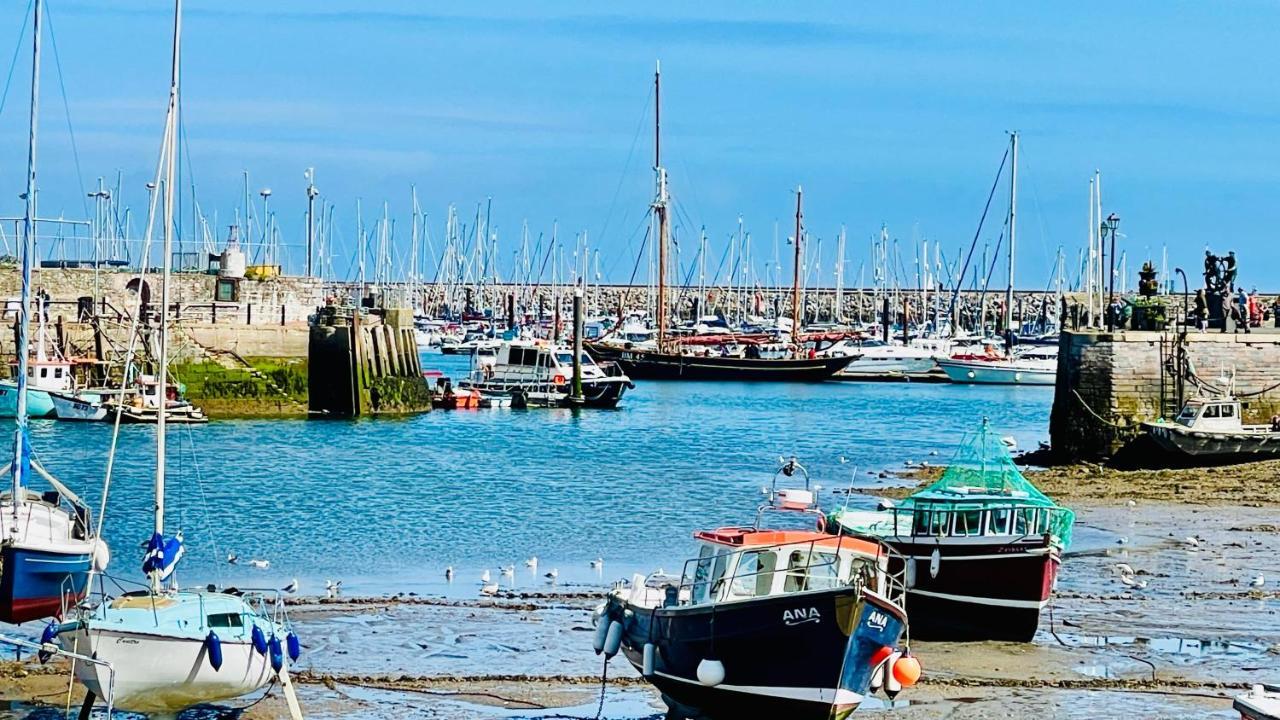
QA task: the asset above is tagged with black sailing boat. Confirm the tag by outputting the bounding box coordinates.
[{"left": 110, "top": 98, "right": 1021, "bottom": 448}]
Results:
[{"left": 590, "top": 64, "right": 854, "bottom": 383}]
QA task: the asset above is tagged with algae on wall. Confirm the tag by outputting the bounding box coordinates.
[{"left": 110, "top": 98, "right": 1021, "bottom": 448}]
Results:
[{"left": 170, "top": 357, "right": 309, "bottom": 418}]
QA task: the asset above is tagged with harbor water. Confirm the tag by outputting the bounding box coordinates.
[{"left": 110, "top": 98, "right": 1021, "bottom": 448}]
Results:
[{"left": 20, "top": 353, "right": 1053, "bottom": 598}]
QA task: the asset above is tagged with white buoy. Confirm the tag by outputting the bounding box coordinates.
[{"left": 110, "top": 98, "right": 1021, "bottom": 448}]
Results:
[
  {"left": 929, "top": 548, "right": 941, "bottom": 579},
  {"left": 642, "top": 642, "right": 656, "bottom": 676},
  {"left": 602, "top": 621, "right": 623, "bottom": 659},
  {"left": 904, "top": 557, "right": 917, "bottom": 589},
  {"left": 91, "top": 540, "right": 111, "bottom": 573},
  {"left": 696, "top": 658, "right": 725, "bottom": 687}
]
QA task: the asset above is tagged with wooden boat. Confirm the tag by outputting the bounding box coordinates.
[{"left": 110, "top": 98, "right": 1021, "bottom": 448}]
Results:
[
  {"left": 596, "top": 457, "right": 916, "bottom": 720},
  {"left": 614, "top": 346, "right": 854, "bottom": 382},
  {"left": 1143, "top": 395, "right": 1280, "bottom": 458},
  {"left": 828, "top": 419, "right": 1074, "bottom": 642}
]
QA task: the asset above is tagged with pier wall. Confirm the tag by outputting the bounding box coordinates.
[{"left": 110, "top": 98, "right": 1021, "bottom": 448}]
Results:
[
  {"left": 1050, "top": 330, "right": 1280, "bottom": 461},
  {"left": 308, "top": 306, "right": 431, "bottom": 416}
]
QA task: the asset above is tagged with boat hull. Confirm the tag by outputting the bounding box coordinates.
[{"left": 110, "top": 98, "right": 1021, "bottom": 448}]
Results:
[
  {"left": 610, "top": 588, "right": 904, "bottom": 720},
  {"left": 614, "top": 350, "right": 853, "bottom": 382},
  {"left": 49, "top": 391, "right": 108, "bottom": 421},
  {"left": 882, "top": 536, "right": 1059, "bottom": 641},
  {"left": 1143, "top": 421, "right": 1280, "bottom": 458},
  {"left": 59, "top": 625, "right": 276, "bottom": 712},
  {"left": 0, "top": 542, "right": 92, "bottom": 624},
  {"left": 459, "top": 376, "right": 630, "bottom": 408},
  {"left": 937, "top": 359, "right": 1055, "bottom": 385},
  {"left": 0, "top": 382, "right": 56, "bottom": 418}
]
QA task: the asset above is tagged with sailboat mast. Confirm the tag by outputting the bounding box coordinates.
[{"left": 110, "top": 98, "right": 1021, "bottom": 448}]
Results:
[
  {"left": 653, "top": 61, "right": 669, "bottom": 348},
  {"left": 12, "top": 0, "right": 43, "bottom": 505},
  {"left": 791, "top": 186, "right": 803, "bottom": 345},
  {"left": 154, "top": 0, "right": 183, "bottom": 564},
  {"left": 1004, "top": 132, "right": 1018, "bottom": 346}
]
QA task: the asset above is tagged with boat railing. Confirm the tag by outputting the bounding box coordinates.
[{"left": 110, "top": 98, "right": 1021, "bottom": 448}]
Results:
[
  {"left": 877, "top": 502, "right": 1073, "bottom": 543},
  {"left": 672, "top": 535, "right": 908, "bottom": 609}
]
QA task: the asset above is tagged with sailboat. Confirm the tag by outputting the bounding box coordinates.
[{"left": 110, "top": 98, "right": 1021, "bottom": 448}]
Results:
[
  {"left": 55, "top": 2, "right": 303, "bottom": 714},
  {"left": 0, "top": 0, "right": 109, "bottom": 625},
  {"left": 588, "top": 64, "right": 854, "bottom": 382}
]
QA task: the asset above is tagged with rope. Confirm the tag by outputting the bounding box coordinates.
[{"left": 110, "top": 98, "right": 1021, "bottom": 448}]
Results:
[
  {"left": 0, "top": 0, "right": 32, "bottom": 120},
  {"left": 1071, "top": 389, "right": 1128, "bottom": 429}
]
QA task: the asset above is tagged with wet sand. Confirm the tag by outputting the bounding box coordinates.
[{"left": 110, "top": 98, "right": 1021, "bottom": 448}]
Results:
[{"left": 2, "top": 468, "right": 1277, "bottom": 718}]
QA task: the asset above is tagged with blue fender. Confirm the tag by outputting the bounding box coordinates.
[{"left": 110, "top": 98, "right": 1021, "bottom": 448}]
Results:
[
  {"left": 286, "top": 631, "right": 301, "bottom": 662},
  {"left": 251, "top": 624, "right": 268, "bottom": 655},
  {"left": 205, "top": 631, "right": 224, "bottom": 671},
  {"left": 268, "top": 634, "right": 284, "bottom": 672}
]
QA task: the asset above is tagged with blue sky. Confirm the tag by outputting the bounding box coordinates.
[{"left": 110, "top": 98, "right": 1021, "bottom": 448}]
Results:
[{"left": 0, "top": 1, "right": 1278, "bottom": 288}]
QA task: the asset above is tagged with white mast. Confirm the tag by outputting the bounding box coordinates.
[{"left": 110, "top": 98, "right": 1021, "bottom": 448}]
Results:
[
  {"left": 12, "top": 0, "right": 44, "bottom": 508},
  {"left": 1004, "top": 132, "right": 1018, "bottom": 345},
  {"left": 153, "top": 0, "right": 183, "bottom": 592}
]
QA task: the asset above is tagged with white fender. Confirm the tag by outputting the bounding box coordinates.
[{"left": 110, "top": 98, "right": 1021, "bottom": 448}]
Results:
[
  {"left": 696, "top": 658, "right": 725, "bottom": 687},
  {"left": 869, "top": 659, "right": 885, "bottom": 693},
  {"left": 91, "top": 539, "right": 111, "bottom": 573},
  {"left": 884, "top": 651, "right": 903, "bottom": 698},
  {"left": 929, "top": 548, "right": 941, "bottom": 579},
  {"left": 642, "top": 642, "right": 655, "bottom": 676},
  {"left": 602, "top": 620, "right": 623, "bottom": 659},
  {"left": 904, "top": 557, "right": 917, "bottom": 589}
]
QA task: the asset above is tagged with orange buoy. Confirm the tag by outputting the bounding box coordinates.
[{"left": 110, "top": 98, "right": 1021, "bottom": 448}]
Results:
[{"left": 892, "top": 651, "right": 922, "bottom": 687}]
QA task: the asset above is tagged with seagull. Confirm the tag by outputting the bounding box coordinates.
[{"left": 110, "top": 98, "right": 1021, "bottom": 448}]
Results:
[
  {"left": 501, "top": 565, "right": 515, "bottom": 578},
  {"left": 282, "top": 578, "right": 299, "bottom": 594},
  {"left": 1110, "top": 563, "right": 1136, "bottom": 577},
  {"left": 480, "top": 569, "right": 491, "bottom": 584},
  {"left": 544, "top": 568, "right": 559, "bottom": 583},
  {"left": 1251, "top": 574, "right": 1266, "bottom": 588},
  {"left": 248, "top": 559, "right": 270, "bottom": 570},
  {"left": 524, "top": 556, "right": 538, "bottom": 569},
  {"left": 480, "top": 581, "right": 500, "bottom": 596},
  {"left": 1116, "top": 537, "right": 1129, "bottom": 545},
  {"left": 1182, "top": 536, "right": 1202, "bottom": 549},
  {"left": 839, "top": 456, "right": 847, "bottom": 464},
  {"left": 445, "top": 566, "right": 454, "bottom": 582},
  {"left": 226, "top": 553, "right": 239, "bottom": 565},
  {"left": 1126, "top": 499, "right": 1137, "bottom": 507},
  {"left": 590, "top": 557, "right": 604, "bottom": 570},
  {"left": 1119, "top": 574, "right": 1147, "bottom": 589},
  {"left": 324, "top": 580, "right": 343, "bottom": 599}
]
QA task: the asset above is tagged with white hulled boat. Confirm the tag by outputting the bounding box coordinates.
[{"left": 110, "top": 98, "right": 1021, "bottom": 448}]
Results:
[
  {"left": 56, "top": 5, "right": 301, "bottom": 714},
  {"left": 458, "top": 339, "right": 633, "bottom": 408}
]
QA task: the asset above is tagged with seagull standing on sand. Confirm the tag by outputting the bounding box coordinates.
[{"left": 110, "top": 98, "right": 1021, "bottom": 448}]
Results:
[
  {"left": 445, "top": 566, "right": 454, "bottom": 582},
  {"left": 480, "top": 569, "right": 491, "bottom": 584},
  {"left": 282, "top": 578, "right": 299, "bottom": 594},
  {"left": 324, "top": 580, "right": 342, "bottom": 599},
  {"left": 590, "top": 557, "right": 604, "bottom": 570},
  {"left": 544, "top": 568, "right": 559, "bottom": 583},
  {"left": 480, "top": 580, "right": 500, "bottom": 596},
  {"left": 525, "top": 556, "right": 539, "bottom": 571},
  {"left": 501, "top": 565, "right": 515, "bottom": 578},
  {"left": 1251, "top": 574, "right": 1266, "bottom": 588}
]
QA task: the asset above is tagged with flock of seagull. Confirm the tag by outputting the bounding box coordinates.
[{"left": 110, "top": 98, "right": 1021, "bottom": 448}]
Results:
[
  {"left": 1109, "top": 531, "right": 1265, "bottom": 592},
  {"left": 442, "top": 556, "right": 606, "bottom": 596}
]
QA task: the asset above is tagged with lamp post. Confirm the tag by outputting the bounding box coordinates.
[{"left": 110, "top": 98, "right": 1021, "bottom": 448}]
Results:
[
  {"left": 1105, "top": 213, "right": 1120, "bottom": 330},
  {"left": 304, "top": 168, "right": 318, "bottom": 277},
  {"left": 259, "top": 188, "right": 272, "bottom": 268}
]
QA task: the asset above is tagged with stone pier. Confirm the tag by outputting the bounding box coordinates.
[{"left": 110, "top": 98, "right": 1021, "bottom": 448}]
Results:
[
  {"left": 308, "top": 305, "right": 431, "bottom": 416},
  {"left": 1049, "top": 329, "right": 1280, "bottom": 462}
]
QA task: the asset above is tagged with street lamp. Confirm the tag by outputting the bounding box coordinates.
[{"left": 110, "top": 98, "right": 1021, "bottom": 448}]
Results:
[
  {"left": 304, "top": 168, "right": 318, "bottom": 277},
  {"left": 1105, "top": 213, "right": 1120, "bottom": 330},
  {"left": 259, "top": 188, "right": 272, "bottom": 267}
]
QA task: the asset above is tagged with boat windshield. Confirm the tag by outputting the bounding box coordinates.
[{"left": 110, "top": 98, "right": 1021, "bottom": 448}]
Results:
[
  {"left": 1175, "top": 402, "right": 1202, "bottom": 426},
  {"left": 678, "top": 537, "right": 890, "bottom": 607},
  {"left": 555, "top": 352, "right": 593, "bottom": 367}
]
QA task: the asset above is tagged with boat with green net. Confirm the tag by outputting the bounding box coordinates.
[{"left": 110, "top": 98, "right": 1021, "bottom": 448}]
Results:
[{"left": 827, "top": 419, "right": 1074, "bottom": 641}]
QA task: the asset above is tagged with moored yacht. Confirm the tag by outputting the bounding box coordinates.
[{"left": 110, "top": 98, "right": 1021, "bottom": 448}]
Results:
[
  {"left": 937, "top": 346, "right": 1057, "bottom": 385},
  {"left": 828, "top": 419, "right": 1074, "bottom": 641},
  {"left": 596, "top": 458, "right": 917, "bottom": 720},
  {"left": 457, "top": 340, "right": 633, "bottom": 408}
]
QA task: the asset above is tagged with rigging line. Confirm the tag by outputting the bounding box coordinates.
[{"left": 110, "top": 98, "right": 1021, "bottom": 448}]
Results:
[
  {"left": 1019, "top": 151, "right": 1055, "bottom": 270},
  {"left": 595, "top": 81, "right": 654, "bottom": 251},
  {"left": 42, "top": 3, "right": 89, "bottom": 216},
  {"left": 0, "top": 0, "right": 32, "bottom": 120},
  {"left": 950, "top": 145, "right": 1009, "bottom": 320},
  {"left": 182, "top": 422, "right": 225, "bottom": 586}
]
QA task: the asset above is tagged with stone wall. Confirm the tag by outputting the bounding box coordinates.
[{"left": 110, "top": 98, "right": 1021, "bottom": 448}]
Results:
[{"left": 1050, "top": 329, "right": 1280, "bottom": 461}]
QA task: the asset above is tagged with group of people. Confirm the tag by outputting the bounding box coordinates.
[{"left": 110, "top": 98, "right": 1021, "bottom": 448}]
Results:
[{"left": 1191, "top": 286, "right": 1272, "bottom": 333}]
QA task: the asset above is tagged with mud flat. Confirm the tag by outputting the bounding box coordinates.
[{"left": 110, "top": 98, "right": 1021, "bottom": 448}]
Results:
[{"left": 0, "top": 486, "right": 1276, "bottom": 718}]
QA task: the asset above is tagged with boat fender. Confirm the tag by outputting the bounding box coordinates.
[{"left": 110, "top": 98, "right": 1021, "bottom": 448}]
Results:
[
  {"left": 592, "top": 611, "right": 612, "bottom": 654},
  {"left": 205, "top": 630, "right": 224, "bottom": 672},
  {"left": 269, "top": 634, "right": 284, "bottom": 672},
  {"left": 929, "top": 548, "right": 941, "bottom": 579},
  {"left": 287, "top": 631, "right": 302, "bottom": 662},
  {"left": 602, "top": 620, "right": 624, "bottom": 659},
  {"left": 642, "top": 642, "right": 656, "bottom": 676},
  {"left": 91, "top": 540, "right": 111, "bottom": 573},
  {"left": 251, "top": 625, "right": 268, "bottom": 655},
  {"left": 904, "top": 558, "right": 917, "bottom": 589},
  {"left": 884, "top": 651, "right": 903, "bottom": 698},
  {"left": 869, "top": 661, "right": 885, "bottom": 693},
  {"left": 696, "top": 658, "right": 725, "bottom": 687},
  {"left": 37, "top": 622, "right": 57, "bottom": 664}
]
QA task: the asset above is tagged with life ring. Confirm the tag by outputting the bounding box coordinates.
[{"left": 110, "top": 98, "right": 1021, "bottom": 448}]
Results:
[{"left": 816, "top": 514, "right": 828, "bottom": 533}]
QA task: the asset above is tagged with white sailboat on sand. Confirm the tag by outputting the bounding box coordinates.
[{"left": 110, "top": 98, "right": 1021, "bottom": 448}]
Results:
[{"left": 55, "top": 2, "right": 303, "bottom": 715}]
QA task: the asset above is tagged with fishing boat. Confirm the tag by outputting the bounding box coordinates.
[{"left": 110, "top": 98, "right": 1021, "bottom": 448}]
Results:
[
  {"left": 828, "top": 419, "right": 1074, "bottom": 641},
  {"left": 103, "top": 375, "right": 208, "bottom": 424},
  {"left": 596, "top": 455, "right": 917, "bottom": 720},
  {"left": 49, "top": 388, "right": 130, "bottom": 421},
  {"left": 1143, "top": 394, "right": 1280, "bottom": 459},
  {"left": 57, "top": 7, "right": 302, "bottom": 714},
  {"left": 458, "top": 339, "right": 633, "bottom": 408},
  {"left": 0, "top": 0, "right": 110, "bottom": 624},
  {"left": 1236, "top": 684, "right": 1280, "bottom": 720},
  {"left": 0, "top": 320, "right": 74, "bottom": 418}
]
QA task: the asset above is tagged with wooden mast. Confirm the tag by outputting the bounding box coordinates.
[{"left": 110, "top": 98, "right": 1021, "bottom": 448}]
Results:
[
  {"left": 654, "top": 61, "right": 669, "bottom": 350},
  {"left": 791, "top": 185, "right": 803, "bottom": 346}
]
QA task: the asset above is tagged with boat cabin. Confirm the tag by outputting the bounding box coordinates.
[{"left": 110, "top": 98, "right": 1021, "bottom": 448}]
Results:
[
  {"left": 480, "top": 341, "right": 606, "bottom": 383},
  {"left": 637, "top": 528, "right": 887, "bottom": 609},
  {"left": 8, "top": 358, "right": 74, "bottom": 392},
  {"left": 1172, "top": 399, "right": 1245, "bottom": 432}
]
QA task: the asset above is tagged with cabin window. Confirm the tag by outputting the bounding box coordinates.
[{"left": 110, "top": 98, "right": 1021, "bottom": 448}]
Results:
[
  {"left": 39, "top": 368, "right": 47, "bottom": 378},
  {"left": 912, "top": 510, "right": 931, "bottom": 536},
  {"left": 783, "top": 550, "right": 839, "bottom": 593},
  {"left": 1013, "top": 508, "right": 1036, "bottom": 535},
  {"left": 927, "top": 511, "right": 949, "bottom": 536},
  {"left": 53, "top": 367, "right": 63, "bottom": 378},
  {"left": 730, "top": 551, "right": 777, "bottom": 598},
  {"left": 954, "top": 509, "right": 984, "bottom": 536},
  {"left": 989, "top": 507, "right": 1012, "bottom": 534},
  {"left": 207, "top": 612, "right": 243, "bottom": 628},
  {"left": 1221, "top": 404, "right": 1235, "bottom": 418},
  {"left": 1176, "top": 405, "right": 1199, "bottom": 423},
  {"left": 1203, "top": 405, "right": 1220, "bottom": 419},
  {"left": 691, "top": 546, "right": 730, "bottom": 603}
]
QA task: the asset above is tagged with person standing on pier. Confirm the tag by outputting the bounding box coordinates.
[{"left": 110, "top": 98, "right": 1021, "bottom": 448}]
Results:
[
  {"left": 1193, "top": 289, "right": 1208, "bottom": 332},
  {"left": 1235, "top": 287, "right": 1251, "bottom": 334}
]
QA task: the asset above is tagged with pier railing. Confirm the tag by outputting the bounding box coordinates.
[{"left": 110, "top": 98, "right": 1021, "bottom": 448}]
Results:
[{"left": 4, "top": 297, "right": 310, "bottom": 327}]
